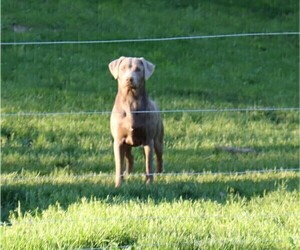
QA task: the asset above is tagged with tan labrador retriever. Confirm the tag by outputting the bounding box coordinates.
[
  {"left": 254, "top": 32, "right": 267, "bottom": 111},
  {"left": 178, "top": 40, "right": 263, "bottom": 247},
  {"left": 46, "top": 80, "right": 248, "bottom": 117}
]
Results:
[{"left": 109, "top": 56, "right": 164, "bottom": 187}]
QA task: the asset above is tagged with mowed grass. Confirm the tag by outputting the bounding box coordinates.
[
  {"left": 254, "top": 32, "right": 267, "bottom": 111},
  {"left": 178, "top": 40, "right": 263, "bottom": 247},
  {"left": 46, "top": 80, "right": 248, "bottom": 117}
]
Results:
[
  {"left": 2, "top": 172, "right": 300, "bottom": 249},
  {"left": 2, "top": 184, "right": 300, "bottom": 249},
  {"left": 1, "top": 0, "right": 300, "bottom": 249}
]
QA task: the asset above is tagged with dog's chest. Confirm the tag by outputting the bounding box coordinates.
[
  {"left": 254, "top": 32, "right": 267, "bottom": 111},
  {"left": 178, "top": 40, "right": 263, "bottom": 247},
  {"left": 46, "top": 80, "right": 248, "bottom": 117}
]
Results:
[
  {"left": 112, "top": 94, "right": 150, "bottom": 146},
  {"left": 122, "top": 112, "right": 147, "bottom": 146}
]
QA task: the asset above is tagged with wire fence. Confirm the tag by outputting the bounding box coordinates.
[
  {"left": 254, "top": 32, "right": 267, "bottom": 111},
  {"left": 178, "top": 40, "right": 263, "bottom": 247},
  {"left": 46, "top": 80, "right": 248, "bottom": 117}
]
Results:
[
  {"left": 1, "top": 30, "right": 298, "bottom": 180},
  {"left": 1, "top": 19, "right": 299, "bottom": 250},
  {"left": 1, "top": 31, "right": 299, "bottom": 46},
  {"left": 1, "top": 107, "right": 299, "bottom": 118},
  {"left": 1, "top": 31, "right": 299, "bottom": 118},
  {"left": 2, "top": 168, "right": 299, "bottom": 183},
  {"left": 1, "top": 31, "right": 299, "bottom": 198}
]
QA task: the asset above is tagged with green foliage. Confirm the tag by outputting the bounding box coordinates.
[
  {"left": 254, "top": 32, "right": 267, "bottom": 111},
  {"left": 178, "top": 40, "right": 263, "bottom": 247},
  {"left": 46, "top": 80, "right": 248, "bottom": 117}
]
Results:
[{"left": 1, "top": 0, "right": 299, "bottom": 249}]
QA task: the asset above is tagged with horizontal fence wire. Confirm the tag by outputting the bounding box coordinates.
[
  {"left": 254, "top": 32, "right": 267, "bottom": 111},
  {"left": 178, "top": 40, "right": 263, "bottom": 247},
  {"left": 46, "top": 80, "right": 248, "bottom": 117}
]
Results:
[
  {"left": 1, "top": 107, "right": 300, "bottom": 117},
  {"left": 1, "top": 32, "right": 299, "bottom": 46},
  {"left": 2, "top": 168, "right": 300, "bottom": 182}
]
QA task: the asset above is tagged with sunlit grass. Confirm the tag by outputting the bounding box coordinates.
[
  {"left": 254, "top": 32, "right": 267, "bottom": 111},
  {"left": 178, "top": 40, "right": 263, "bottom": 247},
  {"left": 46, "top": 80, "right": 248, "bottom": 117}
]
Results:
[
  {"left": 1, "top": 0, "right": 299, "bottom": 249},
  {"left": 2, "top": 185, "right": 300, "bottom": 249}
]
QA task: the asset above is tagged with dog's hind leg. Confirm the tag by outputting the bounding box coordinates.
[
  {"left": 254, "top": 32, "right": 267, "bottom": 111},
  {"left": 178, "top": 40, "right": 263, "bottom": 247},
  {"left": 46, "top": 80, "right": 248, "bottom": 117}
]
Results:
[
  {"left": 144, "top": 140, "right": 154, "bottom": 184},
  {"left": 154, "top": 136, "right": 163, "bottom": 173},
  {"left": 154, "top": 122, "right": 164, "bottom": 173}
]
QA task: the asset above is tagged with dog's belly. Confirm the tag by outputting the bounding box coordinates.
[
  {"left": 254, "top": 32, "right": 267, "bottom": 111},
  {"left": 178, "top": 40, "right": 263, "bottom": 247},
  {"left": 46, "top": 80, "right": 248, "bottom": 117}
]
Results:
[
  {"left": 119, "top": 112, "right": 147, "bottom": 146},
  {"left": 124, "top": 126, "right": 147, "bottom": 146}
]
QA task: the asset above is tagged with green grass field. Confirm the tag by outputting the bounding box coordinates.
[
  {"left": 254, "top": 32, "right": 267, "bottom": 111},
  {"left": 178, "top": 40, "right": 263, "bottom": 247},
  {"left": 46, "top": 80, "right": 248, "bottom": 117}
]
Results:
[{"left": 1, "top": 0, "right": 300, "bottom": 249}]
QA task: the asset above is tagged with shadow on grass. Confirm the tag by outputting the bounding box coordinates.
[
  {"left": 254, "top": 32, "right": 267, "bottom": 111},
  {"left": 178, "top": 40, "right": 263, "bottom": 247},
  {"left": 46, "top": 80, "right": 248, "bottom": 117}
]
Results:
[
  {"left": 2, "top": 142, "right": 298, "bottom": 175},
  {"left": 1, "top": 143, "right": 113, "bottom": 175},
  {"left": 201, "top": 0, "right": 298, "bottom": 18},
  {"left": 1, "top": 173, "right": 299, "bottom": 222}
]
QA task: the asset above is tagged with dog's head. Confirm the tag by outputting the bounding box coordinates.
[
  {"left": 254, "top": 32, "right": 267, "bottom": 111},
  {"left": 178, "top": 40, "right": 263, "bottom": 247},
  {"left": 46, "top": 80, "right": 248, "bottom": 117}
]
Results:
[{"left": 109, "top": 57, "right": 155, "bottom": 91}]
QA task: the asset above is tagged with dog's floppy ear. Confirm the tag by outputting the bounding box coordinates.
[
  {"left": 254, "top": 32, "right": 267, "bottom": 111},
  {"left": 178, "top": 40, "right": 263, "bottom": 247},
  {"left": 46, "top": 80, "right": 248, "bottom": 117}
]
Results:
[
  {"left": 140, "top": 57, "right": 155, "bottom": 80},
  {"left": 109, "top": 56, "right": 125, "bottom": 79}
]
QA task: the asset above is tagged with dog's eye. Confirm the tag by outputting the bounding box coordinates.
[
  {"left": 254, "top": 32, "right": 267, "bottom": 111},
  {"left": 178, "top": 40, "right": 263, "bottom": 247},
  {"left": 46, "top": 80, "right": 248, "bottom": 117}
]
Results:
[{"left": 135, "top": 67, "right": 141, "bottom": 72}]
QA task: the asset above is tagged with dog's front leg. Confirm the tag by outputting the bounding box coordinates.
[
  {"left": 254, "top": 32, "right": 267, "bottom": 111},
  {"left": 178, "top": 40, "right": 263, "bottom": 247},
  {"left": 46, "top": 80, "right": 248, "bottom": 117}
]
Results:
[
  {"left": 114, "top": 140, "right": 125, "bottom": 187},
  {"left": 144, "top": 140, "right": 154, "bottom": 184}
]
